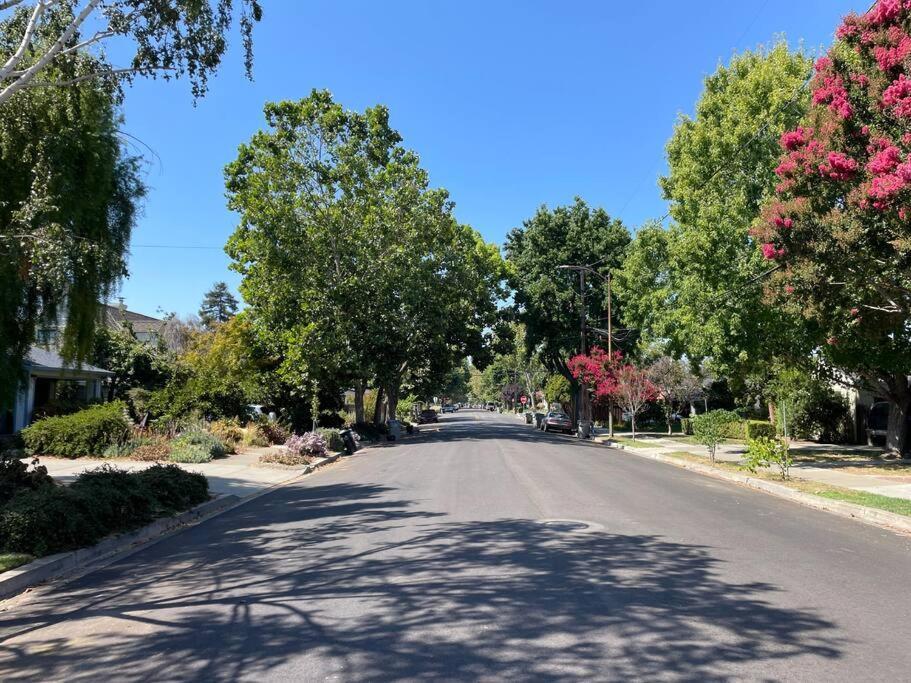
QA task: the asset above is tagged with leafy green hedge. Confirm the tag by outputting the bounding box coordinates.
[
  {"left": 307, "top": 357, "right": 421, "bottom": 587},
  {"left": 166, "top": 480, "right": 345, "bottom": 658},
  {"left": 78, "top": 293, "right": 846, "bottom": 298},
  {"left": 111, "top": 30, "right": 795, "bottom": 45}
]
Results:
[
  {"left": 21, "top": 402, "right": 129, "bottom": 458},
  {"left": 680, "top": 418, "right": 693, "bottom": 435},
  {"left": 317, "top": 428, "right": 345, "bottom": 453},
  {"left": 724, "top": 419, "right": 776, "bottom": 440},
  {"left": 0, "top": 464, "right": 208, "bottom": 557},
  {"left": 169, "top": 429, "right": 225, "bottom": 464}
]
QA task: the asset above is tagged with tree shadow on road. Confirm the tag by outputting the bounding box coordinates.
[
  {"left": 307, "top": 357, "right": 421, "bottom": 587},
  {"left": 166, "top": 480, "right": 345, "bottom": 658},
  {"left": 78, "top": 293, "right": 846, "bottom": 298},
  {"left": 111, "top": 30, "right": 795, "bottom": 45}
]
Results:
[{"left": 0, "top": 480, "right": 845, "bottom": 681}]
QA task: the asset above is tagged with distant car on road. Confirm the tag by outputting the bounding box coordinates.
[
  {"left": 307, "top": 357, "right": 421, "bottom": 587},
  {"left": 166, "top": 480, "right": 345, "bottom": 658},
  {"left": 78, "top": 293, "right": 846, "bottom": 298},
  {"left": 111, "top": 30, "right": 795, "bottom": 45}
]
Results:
[
  {"left": 441, "top": 404, "right": 455, "bottom": 413},
  {"left": 541, "top": 411, "right": 573, "bottom": 434},
  {"left": 486, "top": 402, "right": 497, "bottom": 411},
  {"left": 417, "top": 409, "right": 438, "bottom": 424}
]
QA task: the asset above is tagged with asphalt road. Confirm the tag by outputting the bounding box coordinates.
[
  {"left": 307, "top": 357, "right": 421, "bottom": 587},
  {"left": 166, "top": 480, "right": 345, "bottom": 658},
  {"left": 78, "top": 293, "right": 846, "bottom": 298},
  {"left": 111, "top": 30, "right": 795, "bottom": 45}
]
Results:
[{"left": 2, "top": 410, "right": 910, "bottom": 681}]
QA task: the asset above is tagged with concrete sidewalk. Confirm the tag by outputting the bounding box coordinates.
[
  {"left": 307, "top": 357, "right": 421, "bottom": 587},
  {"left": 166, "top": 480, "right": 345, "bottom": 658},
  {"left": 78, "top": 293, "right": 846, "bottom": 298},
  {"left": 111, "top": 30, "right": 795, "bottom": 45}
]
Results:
[
  {"left": 33, "top": 447, "right": 315, "bottom": 499},
  {"left": 596, "top": 432, "right": 911, "bottom": 501}
]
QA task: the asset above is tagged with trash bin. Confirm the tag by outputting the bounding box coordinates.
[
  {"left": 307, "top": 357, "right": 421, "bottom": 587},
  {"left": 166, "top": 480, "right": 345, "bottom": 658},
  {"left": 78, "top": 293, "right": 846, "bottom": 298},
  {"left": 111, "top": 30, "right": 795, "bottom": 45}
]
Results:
[
  {"left": 524, "top": 412, "right": 534, "bottom": 424},
  {"left": 339, "top": 428, "right": 359, "bottom": 455},
  {"left": 386, "top": 419, "right": 402, "bottom": 441}
]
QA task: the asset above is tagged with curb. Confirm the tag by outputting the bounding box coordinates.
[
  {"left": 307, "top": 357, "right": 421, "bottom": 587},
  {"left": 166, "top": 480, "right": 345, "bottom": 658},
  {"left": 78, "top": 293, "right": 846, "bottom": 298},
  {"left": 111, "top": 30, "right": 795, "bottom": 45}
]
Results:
[
  {"left": 0, "top": 494, "right": 239, "bottom": 600},
  {"left": 616, "top": 446, "right": 911, "bottom": 536}
]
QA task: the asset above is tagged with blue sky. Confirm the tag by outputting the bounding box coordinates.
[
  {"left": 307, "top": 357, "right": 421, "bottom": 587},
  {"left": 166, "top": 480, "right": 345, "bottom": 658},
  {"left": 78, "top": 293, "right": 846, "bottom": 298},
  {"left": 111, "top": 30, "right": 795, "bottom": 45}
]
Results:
[{"left": 116, "top": 0, "right": 865, "bottom": 318}]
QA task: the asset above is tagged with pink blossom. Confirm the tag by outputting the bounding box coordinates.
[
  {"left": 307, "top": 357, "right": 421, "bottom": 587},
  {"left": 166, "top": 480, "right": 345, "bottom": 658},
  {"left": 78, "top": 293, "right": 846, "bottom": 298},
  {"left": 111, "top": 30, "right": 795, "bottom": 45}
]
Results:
[
  {"left": 882, "top": 74, "right": 911, "bottom": 118},
  {"left": 850, "top": 307, "right": 860, "bottom": 316},
  {"left": 780, "top": 128, "right": 809, "bottom": 151},
  {"left": 826, "top": 336, "right": 838, "bottom": 346},
  {"left": 873, "top": 26, "right": 911, "bottom": 70},
  {"left": 836, "top": 14, "right": 862, "bottom": 40},
  {"left": 896, "top": 161, "right": 911, "bottom": 181},
  {"left": 784, "top": 284, "right": 795, "bottom": 294},
  {"left": 868, "top": 174, "right": 906, "bottom": 203},
  {"left": 867, "top": 0, "right": 907, "bottom": 26},
  {"left": 813, "top": 72, "right": 853, "bottom": 118},
  {"left": 761, "top": 243, "right": 786, "bottom": 260},
  {"left": 819, "top": 151, "right": 859, "bottom": 180},
  {"left": 773, "top": 215, "right": 794, "bottom": 229},
  {"left": 867, "top": 145, "right": 903, "bottom": 174}
]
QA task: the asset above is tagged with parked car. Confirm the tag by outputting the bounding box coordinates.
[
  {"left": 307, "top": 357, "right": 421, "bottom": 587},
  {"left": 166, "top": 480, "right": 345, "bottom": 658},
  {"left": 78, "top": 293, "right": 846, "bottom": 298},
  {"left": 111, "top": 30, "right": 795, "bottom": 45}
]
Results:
[
  {"left": 441, "top": 404, "right": 455, "bottom": 413},
  {"left": 486, "top": 402, "right": 497, "bottom": 411},
  {"left": 417, "top": 409, "right": 438, "bottom": 424},
  {"left": 541, "top": 411, "right": 573, "bottom": 434},
  {"left": 865, "top": 401, "right": 911, "bottom": 446}
]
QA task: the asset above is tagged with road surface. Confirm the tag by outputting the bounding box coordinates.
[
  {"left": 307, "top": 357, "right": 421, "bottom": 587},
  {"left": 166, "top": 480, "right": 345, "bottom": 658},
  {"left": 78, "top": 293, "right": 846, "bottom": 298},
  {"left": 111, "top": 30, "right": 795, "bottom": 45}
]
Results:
[{"left": 1, "top": 410, "right": 910, "bottom": 681}]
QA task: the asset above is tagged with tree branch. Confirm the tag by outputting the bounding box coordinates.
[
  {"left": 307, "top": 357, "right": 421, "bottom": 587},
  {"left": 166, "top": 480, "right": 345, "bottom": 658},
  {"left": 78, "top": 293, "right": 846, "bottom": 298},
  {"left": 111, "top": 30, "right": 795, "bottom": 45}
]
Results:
[
  {"left": 18, "top": 65, "right": 173, "bottom": 88},
  {"left": 0, "top": 0, "right": 45, "bottom": 83}
]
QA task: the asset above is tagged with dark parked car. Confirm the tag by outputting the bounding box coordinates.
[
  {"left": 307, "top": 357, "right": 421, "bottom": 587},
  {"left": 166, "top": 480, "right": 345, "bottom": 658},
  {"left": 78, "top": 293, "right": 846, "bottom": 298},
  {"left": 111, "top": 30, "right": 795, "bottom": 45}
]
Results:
[
  {"left": 417, "top": 409, "right": 438, "bottom": 424},
  {"left": 541, "top": 411, "right": 573, "bottom": 434}
]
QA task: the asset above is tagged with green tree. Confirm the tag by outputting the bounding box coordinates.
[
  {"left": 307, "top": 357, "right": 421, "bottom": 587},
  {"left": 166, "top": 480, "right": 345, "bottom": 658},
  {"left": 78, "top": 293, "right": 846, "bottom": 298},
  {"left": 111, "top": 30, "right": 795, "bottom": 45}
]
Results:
[
  {"left": 199, "top": 281, "right": 239, "bottom": 328},
  {"left": 92, "top": 322, "right": 171, "bottom": 400},
  {"left": 0, "top": 0, "right": 262, "bottom": 106},
  {"left": 0, "top": 13, "right": 144, "bottom": 407},
  {"left": 225, "top": 91, "right": 504, "bottom": 425},
  {"left": 618, "top": 43, "right": 814, "bottom": 385},
  {"left": 505, "top": 198, "right": 630, "bottom": 419}
]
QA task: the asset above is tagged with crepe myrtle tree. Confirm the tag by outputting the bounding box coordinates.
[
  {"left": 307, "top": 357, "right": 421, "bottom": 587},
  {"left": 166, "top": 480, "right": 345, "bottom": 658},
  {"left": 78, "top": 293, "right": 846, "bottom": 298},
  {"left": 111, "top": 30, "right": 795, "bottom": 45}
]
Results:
[
  {"left": 753, "top": 0, "right": 911, "bottom": 455},
  {"left": 0, "top": 0, "right": 262, "bottom": 106},
  {"left": 612, "top": 364, "right": 657, "bottom": 440}
]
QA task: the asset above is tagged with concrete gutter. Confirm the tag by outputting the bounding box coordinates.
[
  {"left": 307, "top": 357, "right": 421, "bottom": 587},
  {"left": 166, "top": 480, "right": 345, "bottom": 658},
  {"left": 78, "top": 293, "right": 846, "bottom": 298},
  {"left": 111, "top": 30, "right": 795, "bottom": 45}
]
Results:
[
  {"left": 0, "top": 494, "right": 238, "bottom": 600},
  {"left": 615, "top": 446, "right": 911, "bottom": 537}
]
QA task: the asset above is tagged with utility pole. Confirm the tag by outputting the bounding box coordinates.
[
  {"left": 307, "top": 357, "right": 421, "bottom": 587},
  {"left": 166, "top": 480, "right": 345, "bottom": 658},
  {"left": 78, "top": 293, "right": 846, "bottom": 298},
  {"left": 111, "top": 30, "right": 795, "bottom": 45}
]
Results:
[
  {"left": 606, "top": 272, "right": 614, "bottom": 438},
  {"left": 557, "top": 264, "right": 594, "bottom": 438}
]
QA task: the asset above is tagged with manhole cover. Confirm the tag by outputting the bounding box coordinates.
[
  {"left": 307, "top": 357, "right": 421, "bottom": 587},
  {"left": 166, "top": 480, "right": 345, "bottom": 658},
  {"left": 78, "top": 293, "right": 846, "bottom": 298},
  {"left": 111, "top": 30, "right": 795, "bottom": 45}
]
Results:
[{"left": 537, "top": 519, "right": 603, "bottom": 533}]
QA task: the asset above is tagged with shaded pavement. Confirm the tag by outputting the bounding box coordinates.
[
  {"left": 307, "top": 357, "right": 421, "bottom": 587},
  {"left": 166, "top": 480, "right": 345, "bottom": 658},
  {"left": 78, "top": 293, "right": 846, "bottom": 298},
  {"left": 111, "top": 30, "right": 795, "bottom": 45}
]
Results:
[{"left": 1, "top": 411, "right": 909, "bottom": 680}]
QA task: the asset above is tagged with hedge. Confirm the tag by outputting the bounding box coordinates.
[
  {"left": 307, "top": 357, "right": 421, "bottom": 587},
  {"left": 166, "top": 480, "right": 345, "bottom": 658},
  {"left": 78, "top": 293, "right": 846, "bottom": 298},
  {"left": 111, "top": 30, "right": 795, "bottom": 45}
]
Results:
[
  {"left": 317, "top": 428, "right": 345, "bottom": 453},
  {"left": 0, "top": 464, "right": 208, "bottom": 557},
  {"left": 21, "top": 402, "right": 129, "bottom": 458},
  {"left": 724, "top": 419, "right": 776, "bottom": 440},
  {"left": 680, "top": 418, "right": 693, "bottom": 435}
]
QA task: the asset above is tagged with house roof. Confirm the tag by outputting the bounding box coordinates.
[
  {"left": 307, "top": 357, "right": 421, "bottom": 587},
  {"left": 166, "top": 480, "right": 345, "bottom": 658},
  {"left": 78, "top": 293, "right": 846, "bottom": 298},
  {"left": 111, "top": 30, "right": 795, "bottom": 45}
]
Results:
[
  {"left": 103, "top": 304, "right": 163, "bottom": 335},
  {"left": 26, "top": 346, "right": 113, "bottom": 378}
]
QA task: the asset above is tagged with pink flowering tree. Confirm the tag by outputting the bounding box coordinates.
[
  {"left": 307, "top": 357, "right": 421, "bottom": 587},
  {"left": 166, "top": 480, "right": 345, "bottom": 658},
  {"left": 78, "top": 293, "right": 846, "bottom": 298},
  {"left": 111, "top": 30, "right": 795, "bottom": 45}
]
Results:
[
  {"left": 613, "top": 364, "right": 658, "bottom": 440},
  {"left": 753, "top": 0, "right": 911, "bottom": 454},
  {"left": 566, "top": 345, "right": 622, "bottom": 404}
]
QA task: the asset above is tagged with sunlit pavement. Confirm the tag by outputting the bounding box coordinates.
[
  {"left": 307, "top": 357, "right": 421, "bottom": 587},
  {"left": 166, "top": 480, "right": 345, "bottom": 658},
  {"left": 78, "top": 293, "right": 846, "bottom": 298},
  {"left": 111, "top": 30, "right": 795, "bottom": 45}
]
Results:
[{"left": 2, "top": 409, "right": 909, "bottom": 681}]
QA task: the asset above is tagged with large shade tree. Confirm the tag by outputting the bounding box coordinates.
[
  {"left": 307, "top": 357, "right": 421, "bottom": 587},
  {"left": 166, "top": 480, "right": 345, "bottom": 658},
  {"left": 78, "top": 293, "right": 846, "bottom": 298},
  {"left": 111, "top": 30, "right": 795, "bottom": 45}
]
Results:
[
  {"left": 226, "top": 91, "right": 504, "bottom": 424},
  {"left": 505, "top": 198, "right": 630, "bottom": 421},
  {"left": 617, "top": 43, "right": 815, "bottom": 388},
  {"left": 753, "top": 1, "right": 911, "bottom": 454}
]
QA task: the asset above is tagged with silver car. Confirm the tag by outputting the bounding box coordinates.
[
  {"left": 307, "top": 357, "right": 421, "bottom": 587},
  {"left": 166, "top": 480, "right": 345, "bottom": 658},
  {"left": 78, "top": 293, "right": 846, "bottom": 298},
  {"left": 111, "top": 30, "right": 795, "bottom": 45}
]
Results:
[{"left": 541, "top": 411, "right": 573, "bottom": 434}]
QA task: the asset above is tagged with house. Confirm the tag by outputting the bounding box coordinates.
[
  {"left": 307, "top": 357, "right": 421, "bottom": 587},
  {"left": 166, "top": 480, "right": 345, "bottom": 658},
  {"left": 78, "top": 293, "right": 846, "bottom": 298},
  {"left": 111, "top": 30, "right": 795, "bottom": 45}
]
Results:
[
  {"left": 1, "top": 347, "right": 113, "bottom": 434},
  {"left": 103, "top": 303, "right": 164, "bottom": 344}
]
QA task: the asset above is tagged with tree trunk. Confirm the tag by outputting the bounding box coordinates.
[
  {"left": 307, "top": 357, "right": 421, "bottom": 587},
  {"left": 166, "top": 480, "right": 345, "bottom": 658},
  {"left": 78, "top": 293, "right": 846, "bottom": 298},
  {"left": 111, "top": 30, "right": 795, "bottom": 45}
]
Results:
[
  {"left": 372, "top": 386, "right": 385, "bottom": 427},
  {"left": 885, "top": 375, "right": 911, "bottom": 456},
  {"left": 631, "top": 412, "right": 637, "bottom": 440},
  {"left": 386, "top": 382, "right": 400, "bottom": 422},
  {"left": 666, "top": 404, "right": 673, "bottom": 435},
  {"left": 353, "top": 380, "right": 365, "bottom": 424}
]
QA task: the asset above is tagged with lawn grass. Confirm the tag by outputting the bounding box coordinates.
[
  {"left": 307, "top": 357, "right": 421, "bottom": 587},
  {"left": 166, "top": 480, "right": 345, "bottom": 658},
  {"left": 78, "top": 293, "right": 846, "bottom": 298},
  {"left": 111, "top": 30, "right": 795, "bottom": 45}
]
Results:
[
  {"left": 0, "top": 553, "right": 34, "bottom": 573},
  {"left": 610, "top": 437, "right": 655, "bottom": 449},
  {"left": 665, "top": 451, "right": 911, "bottom": 518}
]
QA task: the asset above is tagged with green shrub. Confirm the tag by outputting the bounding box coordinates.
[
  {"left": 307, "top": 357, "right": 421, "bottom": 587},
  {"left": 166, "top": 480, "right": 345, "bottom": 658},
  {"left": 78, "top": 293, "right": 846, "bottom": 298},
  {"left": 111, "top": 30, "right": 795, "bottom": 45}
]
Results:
[
  {"left": 69, "top": 465, "right": 156, "bottom": 531},
  {"left": 102, "top": 436, "right": 159, "bottom": 459},
  {"left": 0, "top": 486, "right": 102, "bottom": 556},
  {"left": 692, "top": 410, "right": 740, "bottom": 465},
  {"left": 724, "top": 420, "right": 747, "bottom": 440},
  {"left": 169, "top": 429, "right": 224, "bottom": 463},
  {"left": 745, "top": 420, "right": 776, "bottom": 440},
  {"left": 255, "top": 419, "right": 291, "bottom": 445},
  {"left": 317, "top": 428, "right": 345, "bottom": 453},
  {"left": 743, "top": 437, "right": 792, "bottom": 480},
  {"left": 0, "top": 465, "right": 209, "bottom": 557},
  {"left": 0, "top": 458, "right": 54, "bottom": 507},
  {"left": 241, "top": 427, "right": 269, "bottom": 447},
  {"left": 680, "top": 417, "right": 693, "bottom": 435},
  {"left": 21, "top": 402, "right": 130, "bottom": 458},
  {"left": 134, "top": 464, "right": 208, "bottom": 511}
]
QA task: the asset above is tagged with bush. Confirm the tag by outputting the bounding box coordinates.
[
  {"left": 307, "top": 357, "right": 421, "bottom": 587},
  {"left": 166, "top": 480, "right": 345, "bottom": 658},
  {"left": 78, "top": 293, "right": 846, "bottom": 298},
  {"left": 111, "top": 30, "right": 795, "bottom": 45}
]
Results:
[
  {"left": 317, "top": 428, "right": 344, "bottom": 453},
  {"left": 130, "top": 437, "right": 172, "bottom": 462},
  {"left": 21, "top": 402, "right": 130, "bottom": 458},
  {"left": 259, "top": 450, "right": 311, "bottom": 466},
  {"left": 680, "top": 417, "right": 693, "bottom": 435},
  {"left": 69, "top": 465, "right": 156, "bottom": 531},
  {"left": 0, "top": 457, "right": 54, "bottom": 507},
  {"left": 787, "top": 386, "right": 851, "bottom": 443},
  {"left": 743, "top": 437, "right": 792, "bottom": 480},
  {"left": 102, "top": 436, "right": 160, "bottom": 459},
  {"left": 0, "top": 465, "right": 209, "bottom": 557},
  {"left": 256, "top": 419, "right": 291, "bottom": 445},
  {"left": 169, "top": 429, "right": 224, "bottom": 464},
  {"left": 134, "top": 464, "right": 208, "bottom": 511},
  {"left": 285, "top": 432, "right": 327, "bottom": 457},
  {"left": 241, "top": 427, "right": 269, "bottom": 447},
  {"left": 692, "top": 410, "right": 740, "bottom": 465},
  {"left": 745, "top": 420, "right": 776, "bottom": 440},
  {"left": 0, "top": 486, "right": 102, "bottom": 556},
  {"left": 209, "top": 419, "right": 243, "bottom": 454}
]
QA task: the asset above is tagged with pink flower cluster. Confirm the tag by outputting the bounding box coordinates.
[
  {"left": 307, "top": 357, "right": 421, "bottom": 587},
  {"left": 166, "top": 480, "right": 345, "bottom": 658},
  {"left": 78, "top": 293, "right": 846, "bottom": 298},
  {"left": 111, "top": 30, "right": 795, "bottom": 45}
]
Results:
[
  {"left": 882, "top": 74, "right": 911, "bottom": 118},
  {"left": 873, "top": 26, "right": 911, "bottom": 70},
  {"left": 812, "top": 71, "right": 853, "bottom": 119},
  {"left": 867, "top": 0, "right": 911, "bottom": 27},
  {"left": 819, "top": 151, "right": 859, "bottom": 180},
  {"left": 867, "top": 142, "right": 902, "bottom": 174},
  {"left": 779, "top": 127, "right": 812, "bottom": 151},
  {"left": 761, "top": 243, "right": 786, "bottom": 260},
  {"left": 567, "top": 346, "right": 623, "bottom": 403}
]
